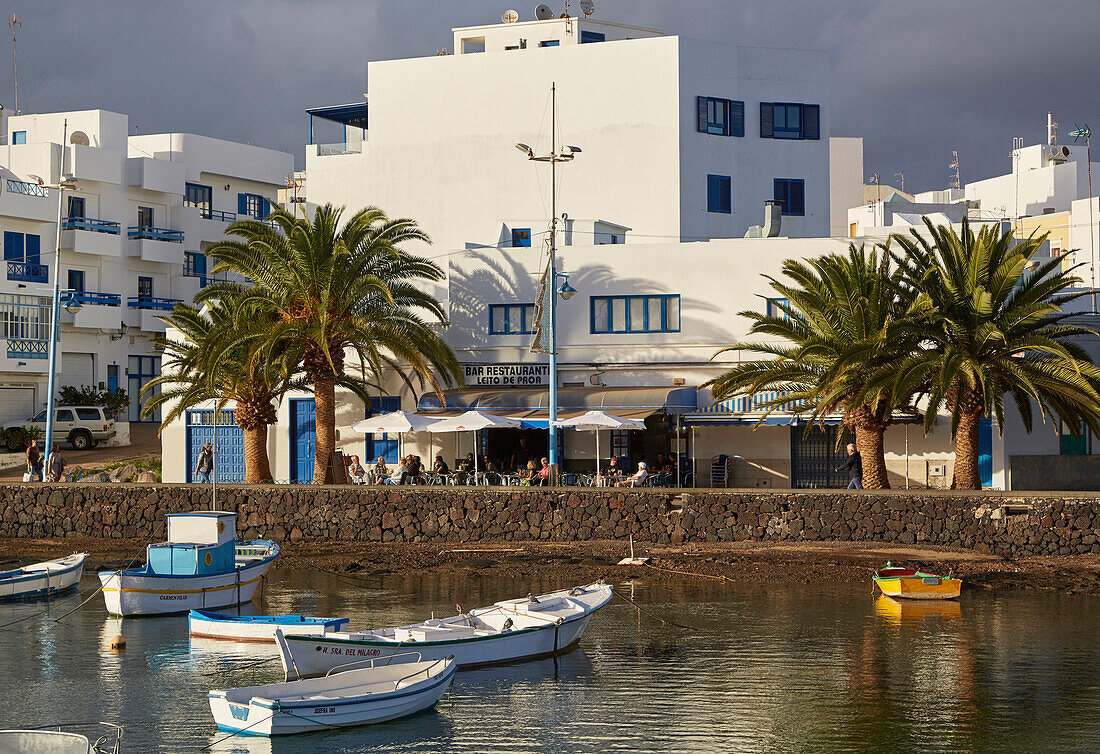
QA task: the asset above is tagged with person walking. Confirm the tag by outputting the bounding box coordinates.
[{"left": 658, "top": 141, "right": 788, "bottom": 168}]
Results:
[
  {"left": 45, "top": 444, "right": 66, "bottom": 483},
  {"left": 838, "top": 443, "right": 863, "bottom": 489},
  {"left": 195, "top": 442, "right": 214, "bottom": 484},
  {"left": 25, "top": 439, "right": 43, "bottom": 482}
]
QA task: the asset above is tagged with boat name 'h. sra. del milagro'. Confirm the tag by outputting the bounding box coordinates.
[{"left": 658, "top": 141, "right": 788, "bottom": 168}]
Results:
[{"left": 99, "top": 512, "right": 279, "bottom": 616}]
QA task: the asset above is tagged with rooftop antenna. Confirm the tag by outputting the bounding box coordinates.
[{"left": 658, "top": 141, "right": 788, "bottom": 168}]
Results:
[
  {"left": 949, "top": 151, "right": 961, "bottom": 190},
  {"left": 8, "top": 14, "right": 19, "bottom": 114},
  {"left": 1048, "top": 111, "right": 1058, "bottom": 145},
  {"left": 894, "top": 171, "right": 904, "bottom": 193},
  {"left": 869, "top": 173, "right": 880, "bottom": 203}
]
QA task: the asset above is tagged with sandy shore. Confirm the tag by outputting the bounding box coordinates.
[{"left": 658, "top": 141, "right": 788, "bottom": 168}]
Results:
[{"left": 4, "top": 537, "right": 1100, "bottom": 595}]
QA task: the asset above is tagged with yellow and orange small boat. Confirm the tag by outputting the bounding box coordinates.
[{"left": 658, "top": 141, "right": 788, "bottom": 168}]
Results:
[{"left": 872, "top": 563, "right": 961, "bottom": 600}]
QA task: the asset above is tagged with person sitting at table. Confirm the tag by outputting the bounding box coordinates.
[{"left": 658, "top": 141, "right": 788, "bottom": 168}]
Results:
[
  {"left": 536, "top": 457, "right": 551, "bottom": 486},
  {"left": 615, "top": 461, "right": 648, "bottom": 487},
  {"left": 520, "top": 459, "right": 538, "bottom": 485},
  {"left": 372, "top": 456, "right": 389, "bottom": 483},
  {"left": 348, "top": 455, "right": 366, "bottom": 484},
  {"left": 459, "top": 453, "right": 476, "bottom": 475},
  {"left": 606, "top": 456, "right": 624, "bottom": 479},
  {"left": 384, "top": 457, "right": 408, "bottom": 485},
  {"left": 407, "top": 455, "right": 423, "bottom": 482},
  {"left": 433, "top": 455, "right": 450, "bottom": 474}
]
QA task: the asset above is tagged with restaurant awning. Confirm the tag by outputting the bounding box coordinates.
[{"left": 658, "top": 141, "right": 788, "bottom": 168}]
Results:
[{"left": 417, "top": 386, "right": 697, "bottom": 428}]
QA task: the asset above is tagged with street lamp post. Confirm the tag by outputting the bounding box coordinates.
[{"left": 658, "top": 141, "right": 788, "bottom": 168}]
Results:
[{"left": 516, "top": 82, "right": 581, "bottom": 484}]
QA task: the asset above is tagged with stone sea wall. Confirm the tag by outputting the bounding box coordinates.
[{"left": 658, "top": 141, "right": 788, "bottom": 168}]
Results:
[{"left": 2, "top": 484, "right": 1100, "bottom": 558}]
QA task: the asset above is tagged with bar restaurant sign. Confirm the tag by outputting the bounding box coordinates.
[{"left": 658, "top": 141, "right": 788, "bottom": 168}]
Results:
[{"left": 463, "top": 363, "right": 549, "bottom": 386}]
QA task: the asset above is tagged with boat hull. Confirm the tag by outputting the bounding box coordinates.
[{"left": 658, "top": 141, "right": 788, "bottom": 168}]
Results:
[
  {"left": 189, "top": 611, "right": 349, "bottom": 643},
  {"left": 99, "top": 545, "right": 278, "bottom": 616},
  {"left": 874, "top": 574, "right": 962, "bottom": 600},
  {"left": 209, "top": 662, "right": 456, "bottom": 736},
  {"left": 0, "top": 553, "right": 86, "bottom": 601},
  {"left": 281, "top": 602, "right": 603, "bottom": 681}
]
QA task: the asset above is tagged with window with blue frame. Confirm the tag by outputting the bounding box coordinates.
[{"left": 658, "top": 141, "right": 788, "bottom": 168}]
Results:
[
  {"left": 707, "top": 174, "right": 731, "bottom": 214},
  {"left": 696, "top": 97, "right": 744, "bottom": 137},
  {"left": 67, "top": 196, "right": 85, "bottom": 219},
  {"left": 489, "top": 303, "right": 536, "bottom": 335},
  {"left": 183, "top": 251, "right": 207, "bottom": 280},
  {"left": 539, "top": 40, "right": 559, "bottom": 47},
  {"left": 238, "top": 193, "right": 269, "bottom": 219},
  {"left": 580, "top": 30, "right": 605, "bottom": 43},
  {"left": 760, "top": 102, "right": 820, "bottom": 140},
  {"left": 591, "top": 295, "right": 680, "bottom": 334},
  {"left": 766, "top": 297, "right": 791, "bottom": 320},
  {"left": 67, "top": 270, "right": 85, "bottom": 292},
  {"left": 185, "top": 183, "right": 213, "bottom": 217},
  {"left": 774, "top": 179, "right": 805, "bottom": 216},
  {"left": 12, "top": 131, "right": 25, "bottom": 145},
  {"left": 4, "top": 231, "right": 40, "bottom": 263},
  {"left": 511, "top": 228, "right": 531, "bottom": 247}
]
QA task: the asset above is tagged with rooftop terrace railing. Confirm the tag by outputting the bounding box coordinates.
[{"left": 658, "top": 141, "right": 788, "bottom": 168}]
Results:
[{"left": 5, "top": 179, "right": 49, "bottom": 198}]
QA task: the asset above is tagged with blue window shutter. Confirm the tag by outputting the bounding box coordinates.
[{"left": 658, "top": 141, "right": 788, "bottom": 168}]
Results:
[
  {"left": 730, "top": 101, "right": 745, "bottom": 137},
  {"left": 238, "top": 193, "right": 248, "bottom": 215},
  {"left": 774, "top": 179, "right": 788, "bottom": 213},
  {"left": 262, "top": 198, "right": 271, "bottom": 218},
  {"left": 803, "top": 105, "right": 820, "bottom": 140},
  {"left": 760, "top": 103, "right": 774, "bottom": 138},
  {"left": 720, "top": 177, "right": 731, "bottom": 212},
  {"left": 24, "top": 234, "right": 40, "bottom": 264},
  {"left": 791, "top": 180, "right": 805, "bottom": 215},
  {"left": 12, "top": 130, "right": 25, "bottom": 145},
  {"left": 196, "top": 253, "right": 207, "bottom": 275},
  {"left": 697, "top": 96, "right": 708, "bottom": 133},
  {"left": 3, "top": 231, "right": 21, "bottom": 261}
]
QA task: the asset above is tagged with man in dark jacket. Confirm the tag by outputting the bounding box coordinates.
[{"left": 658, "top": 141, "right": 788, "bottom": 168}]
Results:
[{"left": 838, "top": 443, "right": 863, "bottom": 489}]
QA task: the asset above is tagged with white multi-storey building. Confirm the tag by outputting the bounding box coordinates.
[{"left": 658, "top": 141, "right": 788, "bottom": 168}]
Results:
[{"left": 0, "top": 109, "right": 293, "bottom": 448}]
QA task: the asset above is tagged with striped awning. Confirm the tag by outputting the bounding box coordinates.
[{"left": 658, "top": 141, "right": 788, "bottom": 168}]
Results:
[{"left": 696, "top": 390, "right": 805, "bottom": 414}]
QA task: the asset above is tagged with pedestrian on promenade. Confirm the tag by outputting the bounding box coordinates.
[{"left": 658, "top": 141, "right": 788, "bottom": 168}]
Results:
[
  {"left": 25, "top": 439, "right": 43, "bottom": 482},
  {"left": 46, "top": 444, "right": 66, "bottom": 482},
  {"left": 838, "top": 443, "right": 863, "bottom": 489},
  {"left": 195, "top": 442, "right": 214, "bottom": 484}
]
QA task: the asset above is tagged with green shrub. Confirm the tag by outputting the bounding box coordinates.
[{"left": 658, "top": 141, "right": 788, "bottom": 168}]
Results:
[{"left": 57, "top": 385, "right": 130, "bottom": 418}]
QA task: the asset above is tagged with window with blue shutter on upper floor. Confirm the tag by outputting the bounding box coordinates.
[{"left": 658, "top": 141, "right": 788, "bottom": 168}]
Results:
[
  {"left": 590, "top": 295, "right": 680, "bottom": 334},
  {"left": 489, "top": 303, "right": 536, "bottom": 335},
  {"left": 759, "top": 103, "right": 820, "bottom": 140},
  {"left": 696, "top": 97, "right": 744, "bottom": 137},
  {"left": 67, "top": 269, "right": 85, "bottom": 292},
  {"left": 12, "top": 131, "right": 25, "bottom": 145},
  {"left": 580, "top": 30, "right": 605, "bottom": 43},
  {"left": 707, "top": 174, "right": 731, "bottom": 214},
  {"left": 766, "top": 297, "right": 791, "bottom": 320},
  {"left": 238, "top": 193, "right": 270, "bottom": 219},
  {"left": 774, "top": 179, "right": 805, "bottom": 216},
  {"left": 511, "top": 228, "right": 531, "bottom": 248}
]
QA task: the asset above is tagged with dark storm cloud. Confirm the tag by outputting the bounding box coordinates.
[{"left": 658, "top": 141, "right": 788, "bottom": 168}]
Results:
[{"left": 4, "top": 0, "right": 1097, "bottom": 192}]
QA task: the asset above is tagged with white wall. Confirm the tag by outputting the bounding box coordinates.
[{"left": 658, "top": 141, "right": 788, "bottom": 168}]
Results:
[{"left": 829, "top": 137, "right": 863, "bottom": 237}]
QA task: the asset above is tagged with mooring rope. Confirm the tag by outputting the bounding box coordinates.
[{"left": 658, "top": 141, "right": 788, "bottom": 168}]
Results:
[{"left": 611, "top": 589, "right": 695, "bottom": 630}]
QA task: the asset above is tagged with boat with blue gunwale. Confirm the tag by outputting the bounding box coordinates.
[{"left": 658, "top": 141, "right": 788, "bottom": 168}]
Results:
[
  {"left": 0, "top": 552, "right": 86, "bottom": 600},
  {"left": 189, "top": 610, "right": 349, "bottom": 643},
  {"left": 98, "top": 512, "right": 278, "bottom": 616}
]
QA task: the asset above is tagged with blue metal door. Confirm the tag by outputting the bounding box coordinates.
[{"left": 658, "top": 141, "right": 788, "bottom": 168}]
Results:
[
  {"left": 290, "top": 399, "right": 316, "bottom": 484},
  {"left": 186, "top": 409, "right": 245, "bottom": 482},
  {"left": 365, "top": 397, "right": 400, "bottom": 464},
  {"left": 978, "top": 417, "right": 993, "bottom": 488}
]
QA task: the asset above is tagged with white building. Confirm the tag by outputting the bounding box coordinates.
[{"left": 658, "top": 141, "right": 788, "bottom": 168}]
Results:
[{"left": 0, "top": 109, "right": 293, "bottom": 449}]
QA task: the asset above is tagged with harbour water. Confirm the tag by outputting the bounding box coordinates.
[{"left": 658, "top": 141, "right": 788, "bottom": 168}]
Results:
[{"left": 2, "top": 567, "right": 1100, "bottom": 752}]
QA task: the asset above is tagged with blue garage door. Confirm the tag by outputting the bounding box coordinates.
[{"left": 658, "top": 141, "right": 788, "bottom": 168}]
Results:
[
  {"left": 978, "top": 417, "right": 993, "bottom": 488},
  {"left": 186, "top": 409, "right": 245, "bottom": 483},
  {"left": 365, "top": 397, "right": 401, "bottom": 465},
  {"left": 290, "top": 398, "right": 316, "bottom": 484}
]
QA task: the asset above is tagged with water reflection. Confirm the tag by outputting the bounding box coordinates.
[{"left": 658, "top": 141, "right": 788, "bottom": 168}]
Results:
[{"left": 3, "top": 572, "right": 1100, "bottom": 751}]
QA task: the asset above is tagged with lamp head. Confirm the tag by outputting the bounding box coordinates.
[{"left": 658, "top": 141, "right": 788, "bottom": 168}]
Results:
[
  {"left": 514, "top": 142, "right": 533, "bottom": 157},
  {"left": 63, "top": 291, "right": 83, "bottom": 314},
  {"left": 557, "top": 276, "right": 577, "bottom": 300}
]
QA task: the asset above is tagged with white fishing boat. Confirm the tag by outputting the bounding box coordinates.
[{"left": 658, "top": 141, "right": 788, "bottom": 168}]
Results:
[
  {"left": 0, "top": 723, "right": 122, "bottom": 753},
  {"left": 278, "top": 581, "right": 612, "bottom": 680},
  {"left": 189, "top": 610, "right": 349, "bottom": 643},
  {"left": 0, "top": 553, "right": 86, "bottom": 601},
  {"left": 208, "top": 651, "right": 456, "bottom": 736},
  {"left": 98, "top": 512, "right": 278, "bottom": 616}
]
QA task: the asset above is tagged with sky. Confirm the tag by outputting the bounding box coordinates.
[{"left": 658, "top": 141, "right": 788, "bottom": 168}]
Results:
[{"left": 3, "top": 0, "right": 1098, "bottom": 193}]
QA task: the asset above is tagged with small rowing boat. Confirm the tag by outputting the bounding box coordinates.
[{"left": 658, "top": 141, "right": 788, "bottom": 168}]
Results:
[
  {"left": 0, "top": 722, "right": 122, "bottom": 753},
  {"left": 277, "top": 581, "right": 612, "bottom": 680},
  {"left": 208, "top": 651, "right": 456, "bottom": 736},
  {"left": 189, "top": 610, "right": 349, "bottom": 643},
  {"left": 873, "top": 562, "right": 961, "bottom": 600},
  {"left": 0, "top": 553, "right": 87, "bottom": 601},
  {"left": 98, "top": 512, "right": 278, "bottom": 616}
]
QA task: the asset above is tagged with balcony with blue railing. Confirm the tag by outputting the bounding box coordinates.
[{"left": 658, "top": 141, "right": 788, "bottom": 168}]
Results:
[
  {"left": 74, "top": 291, "right": 122, "bottom": 307},
  {"left": 63, "top": 217, "right": 121, "bottom": 235},
  {"left": 0, "top": 178, "right": 55, "bottom": 222},
  {"left": 7, "top": 260, "right": 49, "bottom": 283},
  {"left": 6, "top": 338, "right": 48, "bottom": 359},
  {"left": 127, "top": 296, "right": 181, "bottom": 311},
  {"left": 5, "top": 179, "right": 49, "bottom": 198},
  {"left": 187, "top": 205, "right": 237, "bottom": 223},
  {"left": 127, "top": 226, "right": 184, "bottom": 243}
]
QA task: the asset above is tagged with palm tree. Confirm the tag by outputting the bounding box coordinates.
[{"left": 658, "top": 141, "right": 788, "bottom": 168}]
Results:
[
  {"left": 203, "top": 204, "right": 462, "bottom": 483},
  {"left": 887, "top": 219, "right": 1100, "bottom": 489},
  {"left": 141, "top": 291, "right": 304, "bottom": 483},
  {"left": 706, "top": 244, "right": 919, "bottom": 489}
]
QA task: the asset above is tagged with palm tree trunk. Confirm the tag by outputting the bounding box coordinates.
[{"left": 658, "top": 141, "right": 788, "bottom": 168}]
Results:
[
  {"left": 313, "top": 376, "right": 336, "bottom": 484},
  {"left": 855, "top": 425, "right": 890, "bottom": 489},
  {"left": 953, "top": 405, "right": 983, "bottom": 490},
  {"left": 243, "top": 425, "right": 272, "bottom": 484}
]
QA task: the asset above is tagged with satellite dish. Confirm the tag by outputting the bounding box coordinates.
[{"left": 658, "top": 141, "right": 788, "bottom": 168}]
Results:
[
  {"left": 502, "top": 8, "right": 519, "bottom": 23},
  {"left": 579, "top": 0, "right": 594, "bottom": 16},
  {"left": 534, "top": 3, "right": 553, "bottom": 20}
]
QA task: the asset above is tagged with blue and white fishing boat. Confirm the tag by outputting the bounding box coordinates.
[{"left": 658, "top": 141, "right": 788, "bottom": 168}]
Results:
[
  {"left": 189, "top": 610, "right": 349, "bottom": 643},
  {"left": 0, "top": 552, "right": 86, "bottom": 600},
  {"left": 98, "top": 512, "right": 278, "bottom": 617}
]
